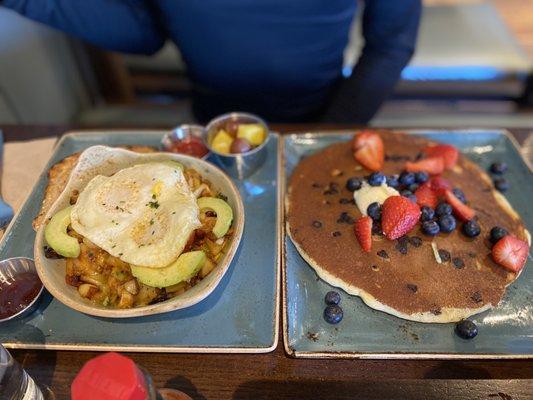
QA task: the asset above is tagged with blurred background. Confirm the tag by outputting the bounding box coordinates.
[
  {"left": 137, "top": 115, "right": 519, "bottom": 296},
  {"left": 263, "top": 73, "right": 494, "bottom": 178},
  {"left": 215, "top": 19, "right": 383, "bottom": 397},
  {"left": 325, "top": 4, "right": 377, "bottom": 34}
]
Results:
[{"left": 0, "top": 0, "right": 531, "bottom": 128}]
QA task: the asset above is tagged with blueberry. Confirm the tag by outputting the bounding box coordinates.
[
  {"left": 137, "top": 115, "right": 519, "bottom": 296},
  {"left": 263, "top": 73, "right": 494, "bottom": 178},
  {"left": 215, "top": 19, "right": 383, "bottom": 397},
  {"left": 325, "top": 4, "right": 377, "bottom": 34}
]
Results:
[
  {"left": 324, "top": 305, "right": 343, "bottom": 324},
  {"left": 399, "top": 171, "right": 415, "bottom": 186},
  {"left": 408, "top": 183, "right": 420, "bottom": 192},
  {"left": 435, "top": 203, "right": 452, "bottom": 217},
  {"left": 346, "top": 177, "right": 362, "bottom": 192},
  {"left": 386, "top": 174, "right": 399, "bottom": 189},
  {"left": 367, "top": 202, "right": 382, "bottom": 221},
  {"left": 368, "top": 172, "right": 386, "bottom": 186},
  {"left": 414, "top": 171, "right": 429, "bottom": 184},
  {"left": 325, "top": 291, "right": 341, "bottom": 306},
  {"left": 452, "top": 188, "right": 467, "bottom": 203},
  {"left": 493, "top": 177, "right": 509, "bottom": 192},
  {"left": 438, "top": 215, "right": 456, "bottom": 233},
  {"left": 462, "top": 220, "right": 481, "bottom": 238},
  {"left": 489, "top": 162, "right": 507, "bottom": 175},
  {"left": 400, "top": 190, "right": 417, "bottom": 203},
  {"left": 422, "top": 221, "right": 440, "bottom": 236},
  {"left": 489, "top": 226, "right": 508, "bottom": 244},
  {"left": 420, "top": 206, "right": 435, "bottom": 222},
  {"left": 455, "top": 319, "right": 478, "bottom": 339}
]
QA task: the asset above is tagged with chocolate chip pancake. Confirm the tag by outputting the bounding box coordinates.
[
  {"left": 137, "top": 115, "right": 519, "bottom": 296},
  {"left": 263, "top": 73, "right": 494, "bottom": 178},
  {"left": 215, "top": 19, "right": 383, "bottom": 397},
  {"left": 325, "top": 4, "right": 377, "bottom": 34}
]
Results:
[{"left": 286, "top": 131, "right": 530, "bottom": 323}]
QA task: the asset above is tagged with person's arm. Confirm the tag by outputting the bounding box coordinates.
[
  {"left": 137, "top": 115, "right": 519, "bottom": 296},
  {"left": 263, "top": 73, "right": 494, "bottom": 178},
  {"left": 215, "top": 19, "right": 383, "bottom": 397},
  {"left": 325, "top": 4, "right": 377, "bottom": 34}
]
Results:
[
  {"left": 323, "top": 0, "right": 422, "bottom": 123},
  {"left": 3, "top": 0, "right": 165, "bottom": 54}
]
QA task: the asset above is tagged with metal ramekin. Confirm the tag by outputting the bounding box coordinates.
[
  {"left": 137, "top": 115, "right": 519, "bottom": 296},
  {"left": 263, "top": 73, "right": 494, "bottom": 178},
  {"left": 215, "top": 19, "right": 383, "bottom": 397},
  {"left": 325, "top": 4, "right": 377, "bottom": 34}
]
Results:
[
  {"left": 0, "top": 257, "right": 44, "bottom": 323},
  {"left": 160, "top": 124, "right": 211, "bottom": 160},
  {"left": 205, "top": 112, "right": 270, "bottom": 179}
]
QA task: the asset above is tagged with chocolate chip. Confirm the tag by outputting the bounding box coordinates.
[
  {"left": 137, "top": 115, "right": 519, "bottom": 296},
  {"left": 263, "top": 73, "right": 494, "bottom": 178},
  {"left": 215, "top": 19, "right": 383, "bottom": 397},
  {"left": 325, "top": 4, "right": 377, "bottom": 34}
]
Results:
[
  {"left": 323, "top": 182, "right": 339, "bottom": 195},
  {"left": 452, "top": 257, "right": 464, "bottom": 269},
  {"left": 430, "top": 306, "right": 442, "bottom": 315},
  {"left": 468, "top": 252, "right": 476, "bottom": 258},
  {"left": 377, "top": 250, "right": 389, "bottom": 259},
  {"left": 406, "top": 284, "right": 418, "bottom": 293},
  {"left": 311, "top": 182, "right": 321, "bottom": 188},
  {"left": 398, "top": 236, "right": 409, "bottom": 246},
  {"left": 372, "top": 223, "right": 383, "bottom": 236},
  {"left": 438, "top": 249, "right": 451, "bottom": 262},
  {"left": 385, "top": 154, "right": 411, "bottom": 162},
  {"left": 336, "top": 212, "right": 354, "bottom": 224},
  {"left": 396, "top": 236, "right": 409, "bottom": 254},
  {"left": 332, "top": 231, "right": 342, "bottom": 237},
  {"left": 395, "top": 242, "right": 408, "bottom": 255},
  {"left": 409, "top": 237, "right": 422, "bottom": 247},
  {"left": 312, "top": 220, "right": 323, "bottom": 228},
  {"left": 471, "top": 291, "right": 483, "bottom": 303},
  {"left": 339, "top": 198, "right": 352, "bottom": 204}
]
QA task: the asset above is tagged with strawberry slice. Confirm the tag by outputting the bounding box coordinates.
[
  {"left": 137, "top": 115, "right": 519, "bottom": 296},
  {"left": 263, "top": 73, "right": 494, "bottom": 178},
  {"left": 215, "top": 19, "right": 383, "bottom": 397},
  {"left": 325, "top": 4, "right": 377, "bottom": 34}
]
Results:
[
  {"left": 491, "top": 235, "right": 529, "bottom": 272},
  {"left": 381, "top": 196, "right": 421, "bottom": 240},
  {"left": 352, "top": 131, "right": 384, "bottom": 172},
  {"left": 405, "top": 157, "right": 444, "bottom": 175},
  {"left": 414, "top": 183, "right": 438, "bottom": 209},
  {"left": 424, "top": 144, "right": 459, "bottom": 169},
  {"left": 444, "top": 190, "right": 475, "bottom": 221},
  {"left": 429, "top": 176, "right": 452, "bottom": 196},
  {"left": 354, "top": 216, "right": 373, "bottom": 252}
]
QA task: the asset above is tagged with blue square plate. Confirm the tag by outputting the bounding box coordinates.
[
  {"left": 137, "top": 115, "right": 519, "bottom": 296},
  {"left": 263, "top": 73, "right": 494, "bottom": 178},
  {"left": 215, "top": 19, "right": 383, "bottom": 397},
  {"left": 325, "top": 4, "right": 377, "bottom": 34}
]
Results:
[
  {"left": 0, "top": 130, "right": 280, "bottom": 353},
  {"left": 283, "top": 130, "right": 532, "bottom": 359}
]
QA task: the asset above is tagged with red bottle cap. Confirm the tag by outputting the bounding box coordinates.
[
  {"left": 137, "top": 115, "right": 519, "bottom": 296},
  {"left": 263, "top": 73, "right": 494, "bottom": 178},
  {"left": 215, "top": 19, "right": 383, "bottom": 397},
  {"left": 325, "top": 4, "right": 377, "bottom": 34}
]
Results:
[{"left": 71, "top": 352, "right": 149, "bottom": 400}]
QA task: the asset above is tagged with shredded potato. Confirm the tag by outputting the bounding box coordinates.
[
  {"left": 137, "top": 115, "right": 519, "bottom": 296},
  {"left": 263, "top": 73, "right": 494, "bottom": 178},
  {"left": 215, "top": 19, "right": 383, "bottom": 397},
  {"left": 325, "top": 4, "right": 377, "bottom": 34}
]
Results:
[{"left": 57, "top": 167, "right": 232, "bottom": 309}]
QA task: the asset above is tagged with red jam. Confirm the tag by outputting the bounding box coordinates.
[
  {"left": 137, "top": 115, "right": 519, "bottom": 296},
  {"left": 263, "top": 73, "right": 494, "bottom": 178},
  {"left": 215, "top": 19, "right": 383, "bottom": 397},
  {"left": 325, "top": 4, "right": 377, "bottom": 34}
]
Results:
[
  {"left": 0, "top": 272, "right": 42, "bottom": 320},
  {"left": 169, "top": 136, "right": 209, "bottom": 158}
]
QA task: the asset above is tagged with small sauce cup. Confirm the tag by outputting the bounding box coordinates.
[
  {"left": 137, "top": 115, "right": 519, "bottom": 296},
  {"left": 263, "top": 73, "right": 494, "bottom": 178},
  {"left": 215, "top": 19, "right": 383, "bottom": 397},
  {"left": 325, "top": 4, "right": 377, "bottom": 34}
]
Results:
[
  {"left": 0, "top": 257, "right": 44, "bottom": 323},
  {"left": 205, "top": 112, "right": 270, "bottom": 179},
  {"left": 161, "top": 125, "right": 210, "bottom": 160}
]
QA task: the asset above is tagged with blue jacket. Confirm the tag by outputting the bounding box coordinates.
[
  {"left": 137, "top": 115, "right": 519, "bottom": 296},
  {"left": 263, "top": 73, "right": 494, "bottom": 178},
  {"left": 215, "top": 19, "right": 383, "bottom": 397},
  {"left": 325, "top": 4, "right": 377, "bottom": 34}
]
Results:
[{"left": 4, "top": 0, "right": 421, "bottom": 122}]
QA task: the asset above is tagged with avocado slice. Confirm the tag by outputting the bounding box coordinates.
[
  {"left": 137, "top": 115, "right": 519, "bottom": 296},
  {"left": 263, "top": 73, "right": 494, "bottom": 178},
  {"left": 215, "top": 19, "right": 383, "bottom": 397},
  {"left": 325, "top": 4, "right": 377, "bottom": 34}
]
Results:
[
  {"left": 131, "top": 250, "right": 206, "bottom": 288},
  {"left": 197, "top": 197, "right": 233, "bottom": 238},
  {"left": 236, "top": 124, "right": 266, "bottom": 146},
  {"left": 44, "top": 206, "right": 81, "bottom": 258}
]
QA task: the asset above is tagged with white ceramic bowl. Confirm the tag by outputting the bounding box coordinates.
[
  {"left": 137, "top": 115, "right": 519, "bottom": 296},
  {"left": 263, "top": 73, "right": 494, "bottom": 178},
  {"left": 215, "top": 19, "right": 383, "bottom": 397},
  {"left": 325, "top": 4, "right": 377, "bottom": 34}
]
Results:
[{"left": 34, "top": 146, "right": 244, "bottom": 318}]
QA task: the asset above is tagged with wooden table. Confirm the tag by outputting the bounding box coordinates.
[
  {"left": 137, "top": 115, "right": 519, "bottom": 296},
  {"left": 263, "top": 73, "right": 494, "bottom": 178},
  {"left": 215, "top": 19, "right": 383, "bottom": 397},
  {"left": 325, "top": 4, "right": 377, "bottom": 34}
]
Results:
[{"left": 2, "top": 125, "right": 532, "bottom": 400}]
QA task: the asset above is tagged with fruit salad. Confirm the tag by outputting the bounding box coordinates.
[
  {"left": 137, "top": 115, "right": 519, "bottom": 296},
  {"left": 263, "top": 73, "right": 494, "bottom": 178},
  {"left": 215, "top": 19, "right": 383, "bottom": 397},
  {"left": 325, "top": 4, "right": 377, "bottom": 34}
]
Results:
[{"left": 209, "top": 121, "right": 267, "bottom": 155}]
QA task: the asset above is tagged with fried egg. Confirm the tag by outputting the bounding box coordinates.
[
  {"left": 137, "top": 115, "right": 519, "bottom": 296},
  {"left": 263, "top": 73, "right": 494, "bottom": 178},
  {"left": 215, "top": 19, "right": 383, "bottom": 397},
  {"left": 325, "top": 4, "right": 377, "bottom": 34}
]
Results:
[{"left": 70, "top": 163, "right": 201, "bottom": 268}]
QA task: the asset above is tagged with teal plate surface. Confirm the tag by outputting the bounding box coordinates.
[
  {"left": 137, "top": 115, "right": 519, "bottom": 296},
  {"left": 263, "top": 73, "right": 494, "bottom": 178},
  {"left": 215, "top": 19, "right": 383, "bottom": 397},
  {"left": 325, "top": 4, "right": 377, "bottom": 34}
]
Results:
[
  {"left": 0, "top": 130, "right": 279, "bottom": 353},
  {"left": 283, "top": 130, "right": 532, "bottom": 359}
]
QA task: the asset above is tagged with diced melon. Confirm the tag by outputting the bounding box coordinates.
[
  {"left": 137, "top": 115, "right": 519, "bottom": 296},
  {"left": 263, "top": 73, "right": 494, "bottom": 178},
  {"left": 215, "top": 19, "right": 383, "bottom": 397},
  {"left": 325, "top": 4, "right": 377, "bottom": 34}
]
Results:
[
  {"left": 211, "top": 130, "right": 233, "bottom": 154},
  {"left": 236, "top": 124, "right": 266, "bottom": 146}
]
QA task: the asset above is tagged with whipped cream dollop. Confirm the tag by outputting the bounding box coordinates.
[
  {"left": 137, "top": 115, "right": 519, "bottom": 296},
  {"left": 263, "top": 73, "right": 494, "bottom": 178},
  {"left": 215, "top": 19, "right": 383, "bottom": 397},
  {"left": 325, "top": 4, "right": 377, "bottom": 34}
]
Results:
[{"left": 354, "top": 182, "right": 399, "bottom": 215}]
